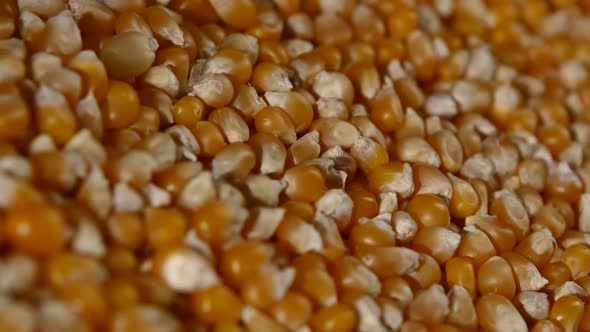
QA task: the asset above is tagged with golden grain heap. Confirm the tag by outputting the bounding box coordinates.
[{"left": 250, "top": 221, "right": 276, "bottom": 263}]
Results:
[{"left": 3, "top": 0, "right": 590, "bottom": 331}]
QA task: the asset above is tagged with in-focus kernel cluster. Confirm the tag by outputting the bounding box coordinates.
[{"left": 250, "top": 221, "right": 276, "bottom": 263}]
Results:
[{"left": 2, "top": 0, "right": 590, "bottom": 331}]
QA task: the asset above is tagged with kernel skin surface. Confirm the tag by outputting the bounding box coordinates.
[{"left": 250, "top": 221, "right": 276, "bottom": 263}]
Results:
[{"left": 1, "top": 0, "right": 590, "bottom": 330}]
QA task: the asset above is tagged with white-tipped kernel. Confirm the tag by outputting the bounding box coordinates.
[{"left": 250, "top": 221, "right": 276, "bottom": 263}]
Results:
[
  {"left": 30, "top": 52, "right": 61, "bottom": 82},
  {"left": 77, "top": 166, "right": 112, "bottom": 220},
  {"left": 142, "top": 65, "right": 180, "bottom": 98},
  {"left": 378, "top": 192, "right": 398, "bottom": 215},
  {"left": 316, "top": 98, "right": 349, "bottom": 120},
  {"left": 18, "top": 0, "right": 65, "bottom": 17},
  {"left": 478, "top": 293, "right": 529, "bottom": 332},
  {"left": 315, "top": 189, "right": 353, "bottom": 230},
  {"left": 288, "top": 219, "right": 324, "bottom": 254},
  {"left": 447, "top": 285, "right": 477, "bottom": 327},
  {"left": 0, "top": 156, "right": 31, "bottom": 181},
  {"left": 560, "top": 60, "right": 587, "bottom": 89},
  {"left": 452, "top": 80, "right": 492, "bottom": 113},
  {"left": 76, "top": 92, "right": 104, "bottom": 139},
  {"left": 183, "top": 229, "right": 213, "bottom": 261},
  {"left": 397, "top": 137, "right": 441, "bottom": 168},
  {"left": 381, "top": 300, "right": 403, "bottom": 331},
  {"left": 273, "top": 267, "right": 296, "bottom": 301},
  {"left": 0, "top": 299, "right": 37, "bottom": 332},
  {"left": 0, "top": 254, "right": 37, "bottom": 294},
  {"left": 349, "top": 136, "right": 386, "bottom": 175},
  {"left": 217, "top": 182, "right": 246, "bottom": 207},
  {"left": 113, "top": 182, "right": 144, "bottom": 213},
  {"left": 255, "top": 137, "right": 287, "bottom": 176},
  {"left": 466, "top": 46, "right": 496, "bottom": 82},
  {"left": 355, "top": 296, "right": 388, "bottom": 332},
  {"left": 209, "top": 108, "right": 250, "bottom": 144},
  {"left": 232, "top": 84, "right": 267, "bottom": 119},
  {"left": 146, "top": 9, "right": 184, "bottom": 46},
  {"left": 483, "top": 138, "right": 519, "bottom": 177},
  {"left": 460, "top": 153, "right": 494, "bottom": 182},
  {"left": 434, "top": 0, "right": 454, "bottom": 17},
  {"left": 539, "top": 9, "right": 572, "bottom": 38},
  {"left": 425, "top": 116, "right": 443, "bottom": 136},
  {"left": 142, "top": 183, "right": 171, "bottom": 208},
  {"left": 19, "top": 10, "right": 45, "bottom": 44},
  {"left": 408, "top": 284, "right": 450, "bottom": 323},
  {"left": 0, "top": 174, "right": 20, "bottom": 209},
  {"left": 385, "top": 162, "right": 414, "bottom": 199},
  {"left": 322, "top": 146, "right": 357, "bottom": 178},
  {"left": 65, "top": 129, "right": 107, "bottom": 166},
  {"left": 283, "top": 38, "right": 314, "bottom": 59},
  {"left": 245, "top": 175, "right": 287, "bottom": 207},
  {"left": 221, "top": 33, "right": 259, "bottom": 64},
  {"left": 336, "top": 255, "right": 382, "bottom": 297},
  {"left": 44, "top": 10, "right": 82, "bottom": 57},
  {"left": 460, "top": 114, "right": 497, "bottom": 137},
  {"left": 64, "top": 151, "right": 88, "bottom": 181},
  {"left": 392, "top": 211, "right": 418, "bottom": 242},
  {"left": 507, "top": 254, "right": 548, "bottom": 292},
  {"left": 579, "top": 194, "right": 590, "bottom": 233},
  {"left": 350, "top": 116, "right": 386, "bottom": 147},
  {"left": 559, "top": 142, "right": 583, "bottom": 168},
  {"left": 397, "top": 107, "right": 425, "bottom": 139},
  {"left": 178, "top": 171, "right": 216, "bottom": 211},
  {"left": 138, "top": 133, "right": 177, "bottom": 171},
  {"left": 289, "top": 131, "right": 321, "bottom": 165},
  {"left": 425, "top": 92, "right": 458, "bottom": 118},
  {"left": 554, "top": 281, "right": 588, "bottom": 301},
  {"left": 246, "top": 207, "right": 285, "bottom": 241},
  {"left": 35, "top": 84, "right": 68, "bottom": 108},
  {"left": 514, "top": 291, "right": 549, "bottom": 321},
  {"left": 72, "top": 220, "right": 106, "bottom": 258},
  {"left": 386, "top": 60, "right": 408, "bottom": 80},
  {"left": 242, "top": 305, "right": 288, "bottom": 332},
  {"left": 160, "top": 248, "right": 219, "bottom": 293},
  {"left": 493, "top": 84, "right": 521, "bottom": 112},
  {"left": 29, "top": 134, "right": 57, "bottom": 155},
  {"left": 312, "top": 71, "right": 354, "bottom": 106},
  {"left": 415, "top": 166, "right": 453, "bottom": 201},
  {"left": 39, "top": 299, "right": 90, "bottom": 332},
  {"left": 109, "top": 305, "right": 180, "bottom": 332},
  {"left": 515, "top": 74, "right": 545, "bottom": 96}
]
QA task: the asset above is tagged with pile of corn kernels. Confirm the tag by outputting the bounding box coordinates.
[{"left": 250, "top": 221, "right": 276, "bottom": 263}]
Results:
[{"left": 3, "top": 0, "right": 590, "bottom": 331}]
